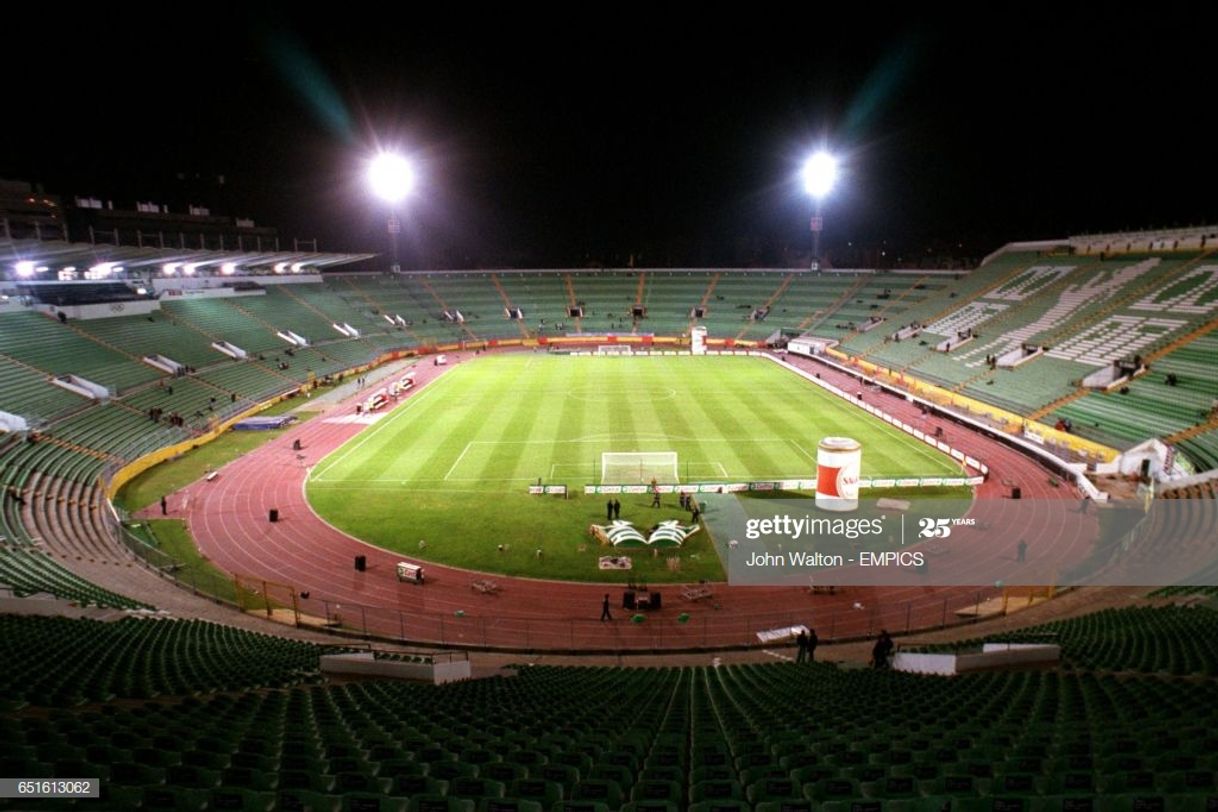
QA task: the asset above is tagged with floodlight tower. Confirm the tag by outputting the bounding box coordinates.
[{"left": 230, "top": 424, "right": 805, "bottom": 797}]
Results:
[
  {"left": 801, "top": 150, "right": 838, "bottom": 271},
  {"left": 367, "top": 152, "right": 415, "bottom": 273}
]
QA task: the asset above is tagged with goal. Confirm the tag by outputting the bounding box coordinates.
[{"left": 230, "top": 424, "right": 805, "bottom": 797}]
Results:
[
  {"left": 601, "top": 451, "right": 679, "bottom": 484},
  {"left": 596, "top": 345, "right": 633, "bottom": 356}
]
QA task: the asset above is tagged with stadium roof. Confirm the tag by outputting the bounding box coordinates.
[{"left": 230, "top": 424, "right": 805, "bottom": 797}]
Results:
[{"left": 0, "top": 237, "right": 374, "bottom": 278}]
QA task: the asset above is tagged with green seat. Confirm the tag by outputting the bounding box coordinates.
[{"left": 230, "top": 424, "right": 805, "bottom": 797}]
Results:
[
  {"left": 393, "top": 775, "right": 449, "bottom": 798},
  {"left": 277, "top": 790, "right": 342, "bottom": 812},
  {"left": 507, "top": 778, "right": 563, "bottom": 808},
  {"left": 570, "top": 780, "right": 622, "bottom": 808},
  {"left": 477, "top": 801, "right": 543, "bottom": 812},
  {"left": 688, "top": 802, "right": 751, "bottom": 812},
  {"left": 207, "top": 788, "right": 274, "bottom": 812},
  {"left": 550, "top": 803, "right": 610, "bottom": 812},
  {"left": 448, "top": 777, "right": 506, "bottom": 802},
  {"left": 406, "top": 798, "right": 474, "bottom": 812},
  {"left": 805, "top": 778, "right": 860, "bottom": 802},
  {"left": 691, "top": 780, "right": 744, "bottom": 804},
  {"left": 755, "top": 802, "right": 814, "bottom": 812},
  {"left": 139, "top": 786, "right": 210, "bottom": 812},
  {"left": 342, "top": 795, "right": 408, "bottom": 812},
  {"left": 629, "top": 779, "right": 682, "bottom": 805},
  {"left": 748, "top": 777, "right": 802, "bottom": 804}
]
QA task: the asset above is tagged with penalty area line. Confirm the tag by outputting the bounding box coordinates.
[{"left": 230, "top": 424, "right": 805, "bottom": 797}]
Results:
[{"left": 443, "top": 442, "right": 476, "bottom": 481}]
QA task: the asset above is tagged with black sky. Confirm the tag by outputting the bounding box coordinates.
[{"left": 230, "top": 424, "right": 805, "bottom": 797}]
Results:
[{"left": 3, "top": 6, "right": 1215, "bottom": 267}]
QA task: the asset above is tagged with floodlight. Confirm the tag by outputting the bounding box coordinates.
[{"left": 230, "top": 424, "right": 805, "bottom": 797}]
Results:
[
  {"left": 163, "top": 263, "right": 180, "bottom": 275},
  {"left": 802, "top": 151, "right": 838, "bottom": 200},
  {"left": 274, "top": 262, "right": 289, "bottom": 274},
  {"left": 368, "top": 152, "right": 415, "bottom": 203},
  {"left": 220, "top": 263, "right": 237, "bottom": 275},
  {"left": 15, "top": 261, "right": 35, "bottom": 277}
]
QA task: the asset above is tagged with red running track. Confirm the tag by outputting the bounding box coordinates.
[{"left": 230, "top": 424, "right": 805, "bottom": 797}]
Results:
[{"left": 173, "top": 350, "right": 1085, "bottom": 651}]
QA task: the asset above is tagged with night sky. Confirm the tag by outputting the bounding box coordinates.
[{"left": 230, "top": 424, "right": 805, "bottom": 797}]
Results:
[{"left": 3, "top": 7, "right": 1215, "bottom": 267}]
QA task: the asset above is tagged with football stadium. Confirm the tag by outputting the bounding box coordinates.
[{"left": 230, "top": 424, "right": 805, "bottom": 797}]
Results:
[{"left": 2, "top": 14, "right": 1218, "bottom": 812}]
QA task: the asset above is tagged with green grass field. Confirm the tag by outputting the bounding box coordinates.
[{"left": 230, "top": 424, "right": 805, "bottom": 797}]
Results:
[{"left": 306, "top": 354, "right": 964, "bottom": 583}]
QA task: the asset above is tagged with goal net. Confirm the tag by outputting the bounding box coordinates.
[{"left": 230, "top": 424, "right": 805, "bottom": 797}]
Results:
[
  {"left": 601, "top": 451, "right": 679, "bottom": 484},
  {"left": 596, "top": 345, "right": 633, "bottom": 356}
]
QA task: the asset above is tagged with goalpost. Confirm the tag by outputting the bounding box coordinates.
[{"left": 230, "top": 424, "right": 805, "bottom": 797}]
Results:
[
  {"left": 596, "top": 345, "right": 633, "bottom": 356},
  {"left": 601, "top": 451, "right": 679, "bottom": 484}
]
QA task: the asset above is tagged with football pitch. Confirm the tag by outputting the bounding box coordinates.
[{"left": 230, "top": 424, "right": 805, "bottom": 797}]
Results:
[{"left": 306, "top": 354, "right": 963, "bottom": 582}]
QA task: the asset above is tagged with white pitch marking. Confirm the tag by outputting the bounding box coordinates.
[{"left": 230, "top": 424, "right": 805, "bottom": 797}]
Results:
[
  {"left": 311, "top": 373, "right": 450, "bottom": 481},
  {"left": 443, "top": 442, "right": 476, "bottom": 481},
  {"left": 789, "top": 440, "right": 818, "bottom": 462}
]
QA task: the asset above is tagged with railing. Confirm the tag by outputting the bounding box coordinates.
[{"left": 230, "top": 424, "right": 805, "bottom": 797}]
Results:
[
  {"left": 108, "top": 515, "right": 244, "bottom": 610},
  {"left": 255, "top": 588, "right": 1001, "bottom": 652}
]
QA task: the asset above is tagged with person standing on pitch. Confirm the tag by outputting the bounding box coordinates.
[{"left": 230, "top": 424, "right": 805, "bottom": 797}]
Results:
[
  {"left": 607, "top": 499, "right": 614, "bottom": 522},
  {"left": 600, "top": 594, "right": 612, "bottom": 622},
  {"left": 807, "top": 627, "right": 819, "bottom": 662},
  {"left": 795, "top": 629, "right": 809, "bottom": 663},
  {"left": 613, "top": 498, "right": 621, "bottom": 520}
]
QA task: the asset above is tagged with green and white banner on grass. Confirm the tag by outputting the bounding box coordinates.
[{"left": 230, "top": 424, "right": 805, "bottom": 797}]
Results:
[{"left": 592, "top": 519, "right": 699, "bottom": 548}]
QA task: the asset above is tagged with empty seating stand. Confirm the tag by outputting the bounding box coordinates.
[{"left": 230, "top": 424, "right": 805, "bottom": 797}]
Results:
[
  {"left": 1, "top": 645, "right": 1217, "bottom": 810},
  {"left": 0, "top": 615, "right": 326, "bottom": 706}
]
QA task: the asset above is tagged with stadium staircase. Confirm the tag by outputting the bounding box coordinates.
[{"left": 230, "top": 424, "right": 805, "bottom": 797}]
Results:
[
  {"left": 273, "top": 283, "right": 364, "bottom": 338},
  {"left": 330, "top": 276, "right": 426, "bottom": 346},
  {"left": 75, "top": 311, "right": 225, "bottom": 370},
  {"left": 1027, "top": 387, "right": 1088, "bottom": 422},
  {"left": 563, "top": 273, "right": 583, "bottom": 331},
  {"left": 735, "top": 273, "right": 794, "bottom": 341},
  {"left": 165, "top": 298, "right": 284, "bottom": 354},
  {"left": 490, "top": 274, "right": 531, "bottom": 339},
  {"left": 834, "top": 275, "right": 929, "bottom": 344},
  {"left": 685, "top": 272, "right": 723, "bottom": 333},
  {"left": 225, "top": 296, "right": 315, "bottom": 345},
  {"left": 795, "top": 274, "right": 865, "bottom": 333},
  {"left": 417, "top": 276, "right": 480, "bottom": 342}
]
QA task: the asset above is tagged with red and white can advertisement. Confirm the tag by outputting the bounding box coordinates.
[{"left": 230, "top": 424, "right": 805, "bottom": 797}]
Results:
[{"left": 816, "top": 436, "right": 862, "bottom": 512}]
